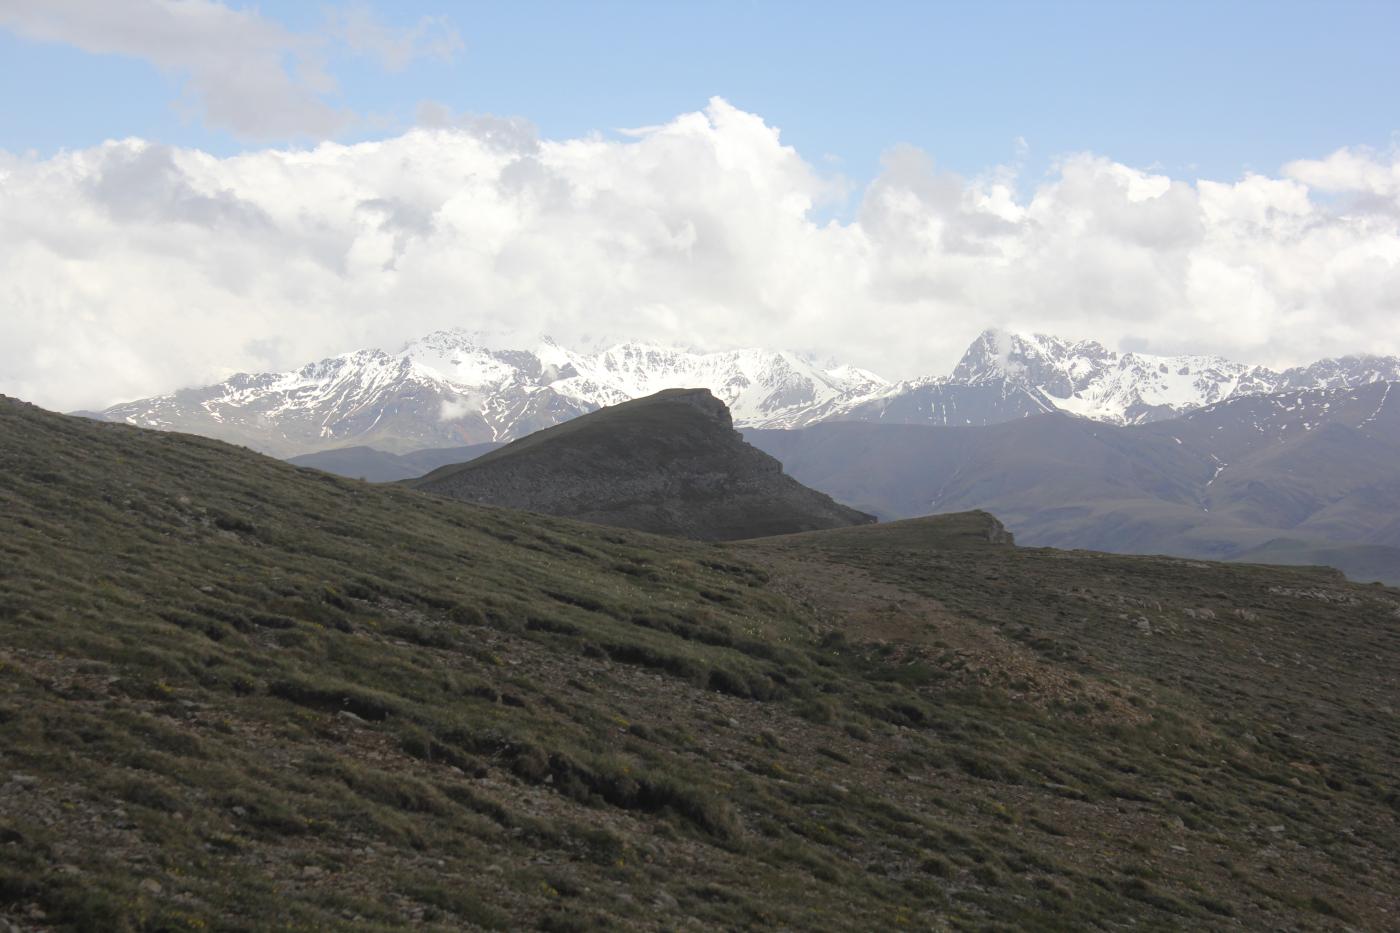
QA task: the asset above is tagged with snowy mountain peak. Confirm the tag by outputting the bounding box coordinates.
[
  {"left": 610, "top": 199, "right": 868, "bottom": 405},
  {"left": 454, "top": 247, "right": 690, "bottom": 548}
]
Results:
[
  {"left": 952, "top": 330, "right": 1115, "bottom": 396},
  {"left": 91, "top": 333, "right": 891, "bottom": 456},
  {"left": 943, "top": 329, "right": 1262, "bottom": 424}
]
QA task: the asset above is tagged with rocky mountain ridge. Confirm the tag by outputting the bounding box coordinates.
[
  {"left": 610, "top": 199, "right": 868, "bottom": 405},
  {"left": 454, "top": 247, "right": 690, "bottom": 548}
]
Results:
[
  {"left": 818, "top": 330, "right": 1400, "bottom": 428},
  {"left": 83, "top": 327, "right": 1400, "bottom": 455}
]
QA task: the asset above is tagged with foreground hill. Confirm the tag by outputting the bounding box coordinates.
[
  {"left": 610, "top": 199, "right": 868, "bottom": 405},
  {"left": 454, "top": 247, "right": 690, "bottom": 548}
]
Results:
[
  {"left": 411, "top": 388, "right": 875, "bottom": 540},
  {"left": 2, "top": 396, "right": 1399, "bottom": 929},
  {"left": 747, "top": 381, "right": 1400, "bottom": 584}
]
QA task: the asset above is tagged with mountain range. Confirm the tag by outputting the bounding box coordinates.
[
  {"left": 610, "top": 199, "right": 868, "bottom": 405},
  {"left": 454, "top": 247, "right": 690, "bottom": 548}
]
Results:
[
  {"left": 81, "top": 328, "right": 1400, "bottom": 457},
  {"left": 81, "top": 330, "right": 887, "bottom": 457}
]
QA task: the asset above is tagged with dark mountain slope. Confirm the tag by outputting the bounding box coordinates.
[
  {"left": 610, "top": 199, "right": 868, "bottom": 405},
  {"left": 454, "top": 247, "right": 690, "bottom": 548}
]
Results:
[
  {"left": 1134, "top": 380, "right": 1400, "bottom": 464},
  {"left": 2, "top": 397, "right": 1400, "bottom": 928},
  {"left": 286, "top": 442, "right": 502, "bottom": 482},
  {"left": 823, "top": 380, "right": 1058, "bottom": 428},
  {"left": 747, "top": 384, "right": 1400, "bottom": 583},
  {"left": 412, "top": 388, "right": 875, "bottom": 540},
  {"left": 746, "top": 415, "right": 1212, "bottom": 524}
]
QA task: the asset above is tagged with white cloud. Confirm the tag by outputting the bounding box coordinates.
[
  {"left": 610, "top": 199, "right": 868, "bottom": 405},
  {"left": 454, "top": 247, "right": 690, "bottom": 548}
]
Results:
[
  {"left": 330, "top": 3, "right": 462, "bottom": 72},
  {"left": 1284, "top": 146, "right": 1400, "bottom": 197},
  {"left": 0, "top": 0, "right": 462, "bottom": 140},
  {"left": 1, "top": 97, "right": 1398, "bottom": 411}
]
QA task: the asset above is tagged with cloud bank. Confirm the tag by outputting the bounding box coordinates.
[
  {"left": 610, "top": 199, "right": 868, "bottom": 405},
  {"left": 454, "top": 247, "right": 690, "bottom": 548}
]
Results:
[{"left": 1, "top": 98, "right": 1398, "bottom": 411}]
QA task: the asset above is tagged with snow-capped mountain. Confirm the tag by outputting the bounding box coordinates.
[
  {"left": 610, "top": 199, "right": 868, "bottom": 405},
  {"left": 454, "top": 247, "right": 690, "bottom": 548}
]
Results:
[
  {"left": 84, "top": 326, "right": 1400, "bottom": 457},
  {"left": 814, "top": 329, "right": 1400, "bottom": 428},
  {"left": 90, "top": 330, "right": 889, "bottom": 457}
]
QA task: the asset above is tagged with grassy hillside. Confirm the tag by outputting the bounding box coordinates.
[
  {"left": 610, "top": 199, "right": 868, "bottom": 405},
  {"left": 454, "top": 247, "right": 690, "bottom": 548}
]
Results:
[{"left": 2, "top": 396, "right": 1399, "bottom": 930}]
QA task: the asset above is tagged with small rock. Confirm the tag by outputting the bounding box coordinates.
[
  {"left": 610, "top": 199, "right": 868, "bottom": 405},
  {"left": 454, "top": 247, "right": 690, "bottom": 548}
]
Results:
[
  {"left": 302, "top": 865, "right": 324, "bottom": 879},
  {"left": 9, "top": 774, "right": 38, "bottom": 787},
  {"left": 654, "top": 891, "right": 680, "bottom": 911},
  {"left": 57, "top": 863, "right": 82, "bottom": 875},
  {"left": 139, "top": 878, "right": 162, "bottom": 895},
  {"left": 727, "top": 718, "right": 740, "bottom": 728},
  {"left": 336, "top": 710, "right": 366, "bottom": 725},
  {"left": 1268, "top": 824, "right": 1285, "bottom": 834},
  {"left": 484, "top": 864, "right": 503, "bottom": 875},
  {"left": 231, "top": 805, "right": 247, "bottom": 817}
]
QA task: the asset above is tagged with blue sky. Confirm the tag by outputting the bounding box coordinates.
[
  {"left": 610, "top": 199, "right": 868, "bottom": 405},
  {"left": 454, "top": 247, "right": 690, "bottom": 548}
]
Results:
[
  {"left": 3, "top": 0, "right": 1398, "bottom": 186},
  {"left": 2, "top": 0, "right": 1399, "bottom": 409}
]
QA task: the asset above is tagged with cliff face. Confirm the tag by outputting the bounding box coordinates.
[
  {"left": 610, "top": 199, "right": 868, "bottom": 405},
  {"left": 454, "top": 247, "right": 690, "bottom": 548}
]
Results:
[{"left": 411, "top": 388, "right": 876, "bottom": 540}]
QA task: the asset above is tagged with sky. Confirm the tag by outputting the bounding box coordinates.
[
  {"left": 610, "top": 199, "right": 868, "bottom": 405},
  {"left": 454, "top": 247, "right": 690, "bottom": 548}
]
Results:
[{"left": 1, "top": 0, "right": 1399, "bottom": 410}]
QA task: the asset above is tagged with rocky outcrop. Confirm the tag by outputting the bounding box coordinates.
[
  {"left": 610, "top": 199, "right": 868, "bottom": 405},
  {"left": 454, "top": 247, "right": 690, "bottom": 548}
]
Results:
[{"left": 410, "top": 388, "right": 876, "bottom": 540}]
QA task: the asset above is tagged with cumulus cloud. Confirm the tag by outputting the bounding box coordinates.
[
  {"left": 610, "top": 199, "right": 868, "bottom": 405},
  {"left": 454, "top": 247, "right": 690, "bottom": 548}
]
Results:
[
  {"left": 1, "top": 98, "right": 1398, "bottom": 411},
  {"left": 0, "top": 0, "right": 461, "bottom": 139}
]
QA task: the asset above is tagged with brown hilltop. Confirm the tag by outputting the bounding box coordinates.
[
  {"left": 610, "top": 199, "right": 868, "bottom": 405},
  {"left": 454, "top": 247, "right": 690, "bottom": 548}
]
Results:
[{"left": 411, "top": 387, "right": 876, "bottom": 540}]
